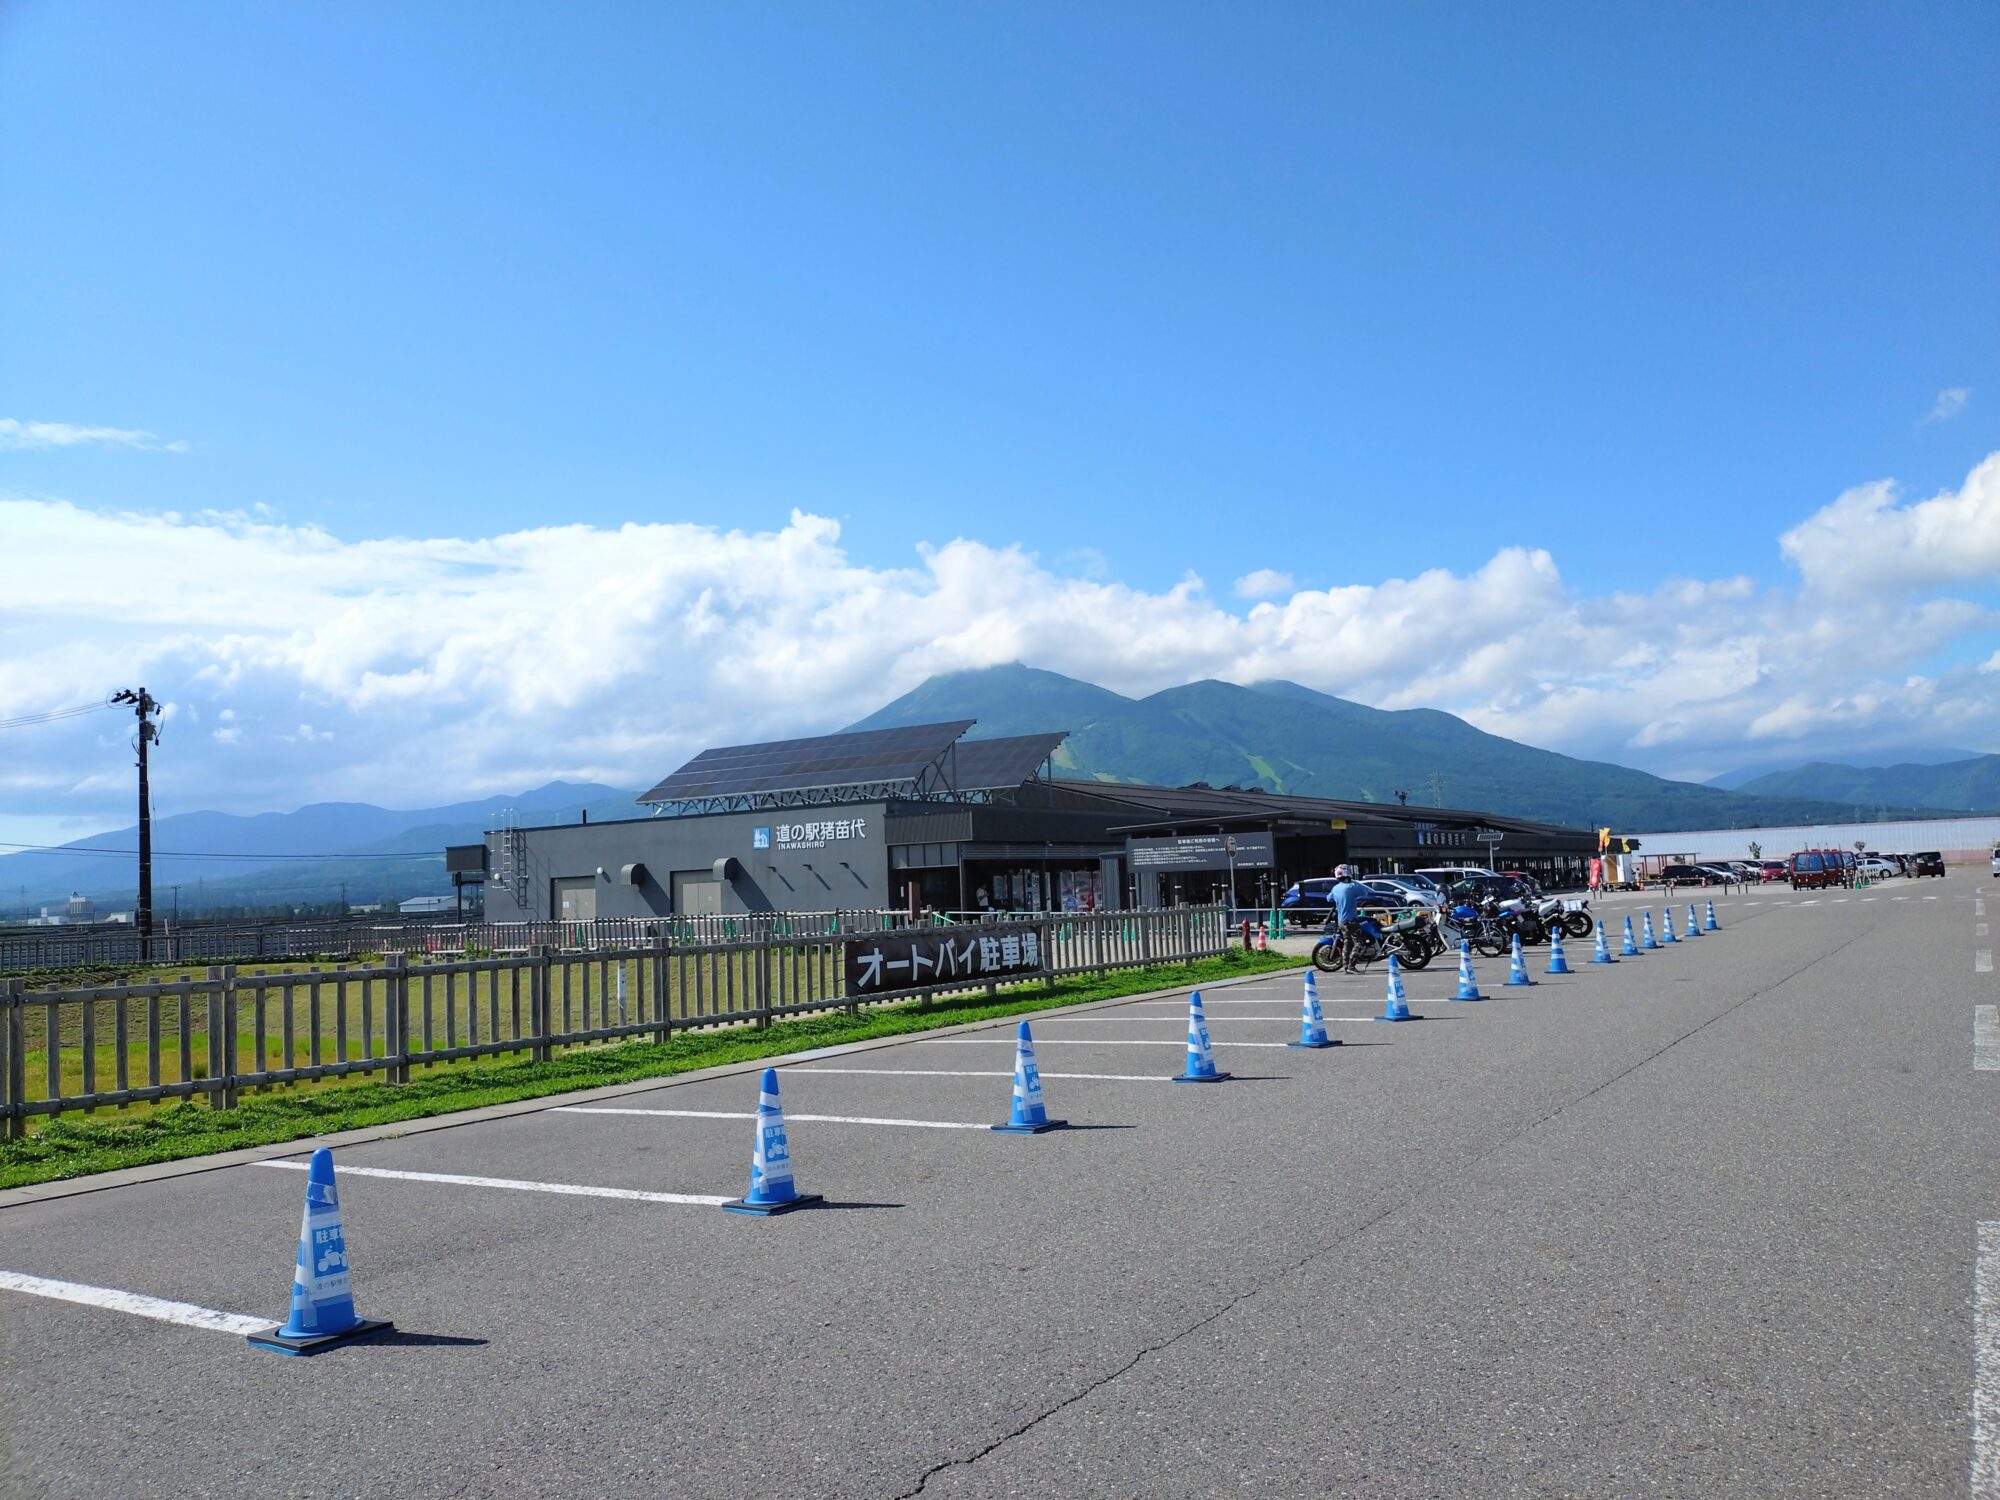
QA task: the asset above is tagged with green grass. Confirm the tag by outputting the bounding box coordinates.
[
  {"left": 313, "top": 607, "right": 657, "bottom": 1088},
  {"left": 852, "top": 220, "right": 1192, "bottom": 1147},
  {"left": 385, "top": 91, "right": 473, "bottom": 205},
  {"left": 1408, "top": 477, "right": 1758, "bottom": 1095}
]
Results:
[{"left": 0, "top": 950, "right": 1303, "bottom": 1189}]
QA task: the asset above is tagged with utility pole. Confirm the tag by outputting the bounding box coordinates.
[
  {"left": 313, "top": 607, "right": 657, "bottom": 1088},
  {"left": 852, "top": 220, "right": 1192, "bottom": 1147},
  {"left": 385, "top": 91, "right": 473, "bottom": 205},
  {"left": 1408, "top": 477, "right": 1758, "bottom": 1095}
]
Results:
[
  {"left": 110, "top": 688, "right": 160, "bottom": 961},
  {"left": 1428, "top": 771, "right": 1445, "bottom": 808}
]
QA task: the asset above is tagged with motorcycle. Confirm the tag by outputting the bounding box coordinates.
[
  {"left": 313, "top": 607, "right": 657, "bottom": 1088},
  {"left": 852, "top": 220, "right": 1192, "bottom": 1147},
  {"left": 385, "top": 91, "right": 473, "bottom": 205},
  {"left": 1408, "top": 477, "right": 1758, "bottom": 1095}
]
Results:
[{"left": 1311, "top": 908, "right": 1440, "bottom": 972}]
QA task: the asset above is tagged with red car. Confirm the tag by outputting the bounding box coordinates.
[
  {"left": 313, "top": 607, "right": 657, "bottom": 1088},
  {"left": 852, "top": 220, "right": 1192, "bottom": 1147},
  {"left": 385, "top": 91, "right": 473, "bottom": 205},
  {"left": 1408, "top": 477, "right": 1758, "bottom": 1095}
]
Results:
[
  {"left": 1789, "top": 851, "right": 1838, "bottom": 889},
  {"left": 1758, "top": 861, "right": 1786, "bottom": 882}
]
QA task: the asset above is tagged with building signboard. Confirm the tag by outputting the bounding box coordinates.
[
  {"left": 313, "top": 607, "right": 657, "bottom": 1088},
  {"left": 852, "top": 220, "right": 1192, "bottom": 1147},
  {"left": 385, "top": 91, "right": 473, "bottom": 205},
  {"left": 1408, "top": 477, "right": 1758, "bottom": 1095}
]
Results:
[
  {"left": 754, "top": 817, "right": 871, "bottom": 853},
  {"left": 844, "top": 921, "right": 1048, "bottom": 996},
  {"left": 1126, "top": 832, "right": 1275, "bottom": 872}
]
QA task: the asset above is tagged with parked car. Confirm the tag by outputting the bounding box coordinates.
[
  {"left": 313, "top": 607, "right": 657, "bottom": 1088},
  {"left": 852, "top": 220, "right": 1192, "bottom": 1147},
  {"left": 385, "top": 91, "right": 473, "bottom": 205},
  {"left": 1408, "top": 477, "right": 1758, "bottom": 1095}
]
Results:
[
  {"left": 1857, "top": 855, "right": 1899, "bottom": 878},
  {"left": 1789, "top": 851, "right": 1837, "bottom": 890},
  {"left": 1991, "top": 846, "right": 2000, "bottom": 876},
  {"left": 1659, "top": 863, "right": 1724, "bottom": 886},
  {"left": 1758, "top": 860, "right": 1787, "bottom": 882},
  {"left": 1279, "top": 878, "right": 1337, "bottom": 927},
  {"left": 1367, "top": 876, "right": 1445, "bottom": 909},
  {"left": 1912, "top": 851, "right": 1946, "bottom": 878}
]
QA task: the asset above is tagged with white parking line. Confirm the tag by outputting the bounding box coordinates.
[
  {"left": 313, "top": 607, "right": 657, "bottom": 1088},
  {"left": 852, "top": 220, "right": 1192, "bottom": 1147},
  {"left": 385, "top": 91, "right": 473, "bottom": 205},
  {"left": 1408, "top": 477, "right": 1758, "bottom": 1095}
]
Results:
[
  {"left": 917, "top": 1038, "right": 1299, "bottom": 1049},
  {"left": 0, "top": 1271, "right": 268, "bottom": 1336},
  {"left": 255, "top": 1159, "right": 730, "bottom": 1206},
  {"left": 1978, "top": 1008, "right": 2000, "bottom": 1072},
  {"left": 790, "top": 1066, "right": 1174, "bottom": 1082},
  {"left": 554, "top": 1106, "right": 989, "bottom": 1131},
  {"left": 1978, "top": 897, "right": 1988, "bottom": 917},
  {"left": 1978, "top": 951, "right": 1993, "bottom": 975},
  {"left": 1979, "top": 925, "right": 1990, "bottom": 939},
  {"left": 1974, "top": 1223, "right": 2000, "bottom": 1495}
]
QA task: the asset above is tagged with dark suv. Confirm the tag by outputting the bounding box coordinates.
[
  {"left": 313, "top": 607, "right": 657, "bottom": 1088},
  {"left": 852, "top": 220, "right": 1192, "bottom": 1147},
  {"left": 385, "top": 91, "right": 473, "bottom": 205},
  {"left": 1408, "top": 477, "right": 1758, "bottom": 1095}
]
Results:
[
  {"left": 1912, "top": 851, "right": 1946, "bottom": 878},
  {"left": 1659, "top": 863, "right": 1722, "bottom": 886}
]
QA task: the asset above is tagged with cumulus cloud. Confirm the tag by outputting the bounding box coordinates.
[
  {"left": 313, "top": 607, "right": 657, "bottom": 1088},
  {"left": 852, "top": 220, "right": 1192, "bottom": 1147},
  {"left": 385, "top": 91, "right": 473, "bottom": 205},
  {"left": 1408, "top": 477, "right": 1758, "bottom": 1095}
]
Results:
[
  {"left": 1922, "top": 387, "right": 1970, "bottom": 424},
  {"left": 1778, "top": 452, "right": 2000, "bottom": 593},
  {"left": 1234, "top": 568, "right": 1295, "bottom": 599},
  {"left": 2, "top": 452, "right": 1998, "bottom": 833},
  {"left": 0, "top": 418, "right": 189, "bottom": 453}
]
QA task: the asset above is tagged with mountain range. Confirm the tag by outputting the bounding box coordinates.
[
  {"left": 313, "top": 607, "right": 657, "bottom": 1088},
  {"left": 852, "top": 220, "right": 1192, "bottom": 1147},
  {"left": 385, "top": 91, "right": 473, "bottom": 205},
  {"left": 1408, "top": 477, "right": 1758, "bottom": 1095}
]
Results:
[
  {"left": 848, "top": 665, "right": 1973, "bottom": 831},
  {"left": 8, "top": 664, "right": 1990, "bottom": 919},
  {"left": 0, "top": 782, "right": 629, "bottom": 919}
]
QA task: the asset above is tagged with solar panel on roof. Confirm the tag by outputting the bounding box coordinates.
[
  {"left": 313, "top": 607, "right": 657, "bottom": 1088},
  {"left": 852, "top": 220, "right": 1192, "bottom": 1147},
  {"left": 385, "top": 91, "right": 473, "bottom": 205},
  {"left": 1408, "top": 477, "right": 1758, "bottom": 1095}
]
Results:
[
  {"left": 640, "top": 720, "right": 975, "bottom": 803},
  {"left": 947, "top": 732, "right": 1068, "bottom": 791}
]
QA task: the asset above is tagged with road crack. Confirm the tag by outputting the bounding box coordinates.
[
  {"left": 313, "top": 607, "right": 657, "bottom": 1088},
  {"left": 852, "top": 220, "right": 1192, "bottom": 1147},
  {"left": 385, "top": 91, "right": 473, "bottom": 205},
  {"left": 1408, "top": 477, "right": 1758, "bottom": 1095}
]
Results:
[{"left": 890, "top": 904, "right": 1873, "bottom": 1498}]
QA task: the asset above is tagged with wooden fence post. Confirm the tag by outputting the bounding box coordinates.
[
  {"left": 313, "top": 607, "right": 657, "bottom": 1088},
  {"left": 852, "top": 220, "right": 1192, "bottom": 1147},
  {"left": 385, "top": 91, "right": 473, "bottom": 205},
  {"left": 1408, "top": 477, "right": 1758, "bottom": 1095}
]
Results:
[
  {"left": 0, "top": 979, "right": 21, "bottom": 1140},
  {"left": 533, "top": 946, "right": 554, "bottom": 1062},
  {"left": 387, "top": 953, "right": 410, "bottom": 1083}
]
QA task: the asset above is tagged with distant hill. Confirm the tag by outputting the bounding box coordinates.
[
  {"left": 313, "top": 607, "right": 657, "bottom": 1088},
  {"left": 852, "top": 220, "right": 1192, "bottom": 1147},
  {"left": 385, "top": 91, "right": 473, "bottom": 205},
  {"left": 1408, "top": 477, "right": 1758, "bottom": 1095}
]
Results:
[
  {"left": 0, "top": 781, "right": 633, "bottom": 917},
  {"left": 1706, "top": 744, "right": 1987, "bottom": 790},
  {"left": 1728, "top": 756, "right": 2000, "bottom": 813},
  {"left": 847, "top": 664, "right": 1956, "bottom": 833}
]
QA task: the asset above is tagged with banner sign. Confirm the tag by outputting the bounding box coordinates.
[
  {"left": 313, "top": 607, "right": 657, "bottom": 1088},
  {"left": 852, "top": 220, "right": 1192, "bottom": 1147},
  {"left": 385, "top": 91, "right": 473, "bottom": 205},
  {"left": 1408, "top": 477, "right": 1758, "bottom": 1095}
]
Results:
[
  {"left": 1125, "top": 833, "right": 1275, "bottom": 872},
  {"left": 844, "top": 922, "right": 1049, "bottom": 996}
]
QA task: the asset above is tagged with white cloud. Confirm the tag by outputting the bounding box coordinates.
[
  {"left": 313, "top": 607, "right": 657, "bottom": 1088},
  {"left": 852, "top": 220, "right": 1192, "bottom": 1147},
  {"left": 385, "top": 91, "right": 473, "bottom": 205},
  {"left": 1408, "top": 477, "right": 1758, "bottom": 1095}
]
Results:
[
  {"left": 1922, "top": 387, "right": 1970, "bottom": 424},
  {"left": 0, "top": 419, "right": 188, "bottom": 453},
  {"left": 2, "top": 452, "right": 1998, "bottom": 834},
  {"left": 1778, "top": 452, "right": 2000, "bottom": 593},
  {"left": 1234, "top": 568, "right": 1295, "bottom": 599}
]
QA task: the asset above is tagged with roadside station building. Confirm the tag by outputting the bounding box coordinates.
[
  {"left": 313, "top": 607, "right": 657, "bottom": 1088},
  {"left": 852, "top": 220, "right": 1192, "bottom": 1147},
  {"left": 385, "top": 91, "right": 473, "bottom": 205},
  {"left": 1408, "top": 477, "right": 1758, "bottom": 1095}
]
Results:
[{"left": 470, "top": 721, "right": 1596, "bottom": 922}]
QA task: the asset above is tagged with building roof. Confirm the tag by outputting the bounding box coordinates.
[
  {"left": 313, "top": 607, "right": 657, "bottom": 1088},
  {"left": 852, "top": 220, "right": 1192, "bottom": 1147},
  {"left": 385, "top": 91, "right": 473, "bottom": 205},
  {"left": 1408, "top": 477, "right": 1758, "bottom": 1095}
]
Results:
[{"left": 638, "top": 720, "right": 1067, "bottom": 814}]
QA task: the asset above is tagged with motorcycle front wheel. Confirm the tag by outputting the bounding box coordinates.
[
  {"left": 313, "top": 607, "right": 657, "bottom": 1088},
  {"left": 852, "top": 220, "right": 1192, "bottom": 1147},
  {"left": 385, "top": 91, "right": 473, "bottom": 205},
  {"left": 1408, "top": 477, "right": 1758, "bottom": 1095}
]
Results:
[
  {"left": 1311, "top": 939, "right": 1344, "bottom": 973},
  {"left": 1562, "top": 911, "right": 1594, "bottom": 939}
]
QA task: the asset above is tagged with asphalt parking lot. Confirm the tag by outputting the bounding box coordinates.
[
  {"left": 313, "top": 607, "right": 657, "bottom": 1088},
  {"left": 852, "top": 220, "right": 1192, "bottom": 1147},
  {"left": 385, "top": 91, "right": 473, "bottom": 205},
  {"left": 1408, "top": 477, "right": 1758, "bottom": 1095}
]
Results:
[{"left": 1, "top": 881, "right": 1995, "bottom": 1498}]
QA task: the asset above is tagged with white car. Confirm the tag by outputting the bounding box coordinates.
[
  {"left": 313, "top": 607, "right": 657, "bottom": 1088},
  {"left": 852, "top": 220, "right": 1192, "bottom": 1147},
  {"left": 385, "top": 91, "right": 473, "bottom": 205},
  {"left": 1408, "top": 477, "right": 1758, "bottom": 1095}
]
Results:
[
  {"left": 1857, "top": 856, "right": 1899, "bottom": 878},
  {"left": 1991, "top": 846, "right": 2000, "bottom": 876},
  {"left": 1366, "top": 876, "right": 1445, "bottom": 910}
]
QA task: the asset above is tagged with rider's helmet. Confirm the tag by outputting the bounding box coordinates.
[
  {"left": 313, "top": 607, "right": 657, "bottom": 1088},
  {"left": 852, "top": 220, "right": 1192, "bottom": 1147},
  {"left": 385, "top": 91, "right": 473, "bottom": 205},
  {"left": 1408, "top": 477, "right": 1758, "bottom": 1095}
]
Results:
[{"left": 1334, "top": 864, "right": 1355, "bottom": 880}]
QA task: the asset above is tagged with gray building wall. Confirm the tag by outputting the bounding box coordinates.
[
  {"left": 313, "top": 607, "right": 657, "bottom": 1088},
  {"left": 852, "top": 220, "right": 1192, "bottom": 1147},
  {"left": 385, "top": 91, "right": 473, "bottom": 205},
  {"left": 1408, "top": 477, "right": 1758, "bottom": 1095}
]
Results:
[{"left": 485, "top": 804, "right": 892, "bottom": 922}]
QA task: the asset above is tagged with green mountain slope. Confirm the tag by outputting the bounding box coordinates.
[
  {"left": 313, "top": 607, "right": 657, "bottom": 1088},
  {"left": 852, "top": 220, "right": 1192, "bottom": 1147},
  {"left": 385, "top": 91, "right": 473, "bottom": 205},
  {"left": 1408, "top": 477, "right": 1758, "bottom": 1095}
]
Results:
[
  {"left": 849, "top": 665, "right": 1955, "bottom": 832},
  {"left": 1731, "top": 756, "right": 2000, "bottom": 813}
]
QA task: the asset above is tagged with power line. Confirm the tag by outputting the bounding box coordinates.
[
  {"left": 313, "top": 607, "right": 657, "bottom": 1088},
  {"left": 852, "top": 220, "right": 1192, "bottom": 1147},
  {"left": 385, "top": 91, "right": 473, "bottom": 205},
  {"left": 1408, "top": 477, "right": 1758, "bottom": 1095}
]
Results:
[
  {"left": 0, "top": 842, "right": 440, "bottom": 862},
  {"left": 0, "top": 699, "right": 120, "bottom": 731}
]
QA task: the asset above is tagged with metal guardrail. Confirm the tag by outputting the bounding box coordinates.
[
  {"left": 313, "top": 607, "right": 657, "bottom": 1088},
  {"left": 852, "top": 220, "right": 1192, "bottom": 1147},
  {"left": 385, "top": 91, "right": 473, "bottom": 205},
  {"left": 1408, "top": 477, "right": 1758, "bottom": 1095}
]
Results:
[{"left": 0, "top": 906, "right": 1230, "bottom": 1135}]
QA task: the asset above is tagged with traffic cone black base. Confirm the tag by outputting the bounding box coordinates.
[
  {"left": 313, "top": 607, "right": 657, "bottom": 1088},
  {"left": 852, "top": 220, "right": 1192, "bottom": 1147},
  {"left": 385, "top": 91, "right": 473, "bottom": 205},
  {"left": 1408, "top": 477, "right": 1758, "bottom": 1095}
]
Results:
[
  {"left": 721, "top": 1192, "right": 824, "bottom": 1217},
  {"left": 247, "top": 1319, "right": 392, "bottom": 1356}
]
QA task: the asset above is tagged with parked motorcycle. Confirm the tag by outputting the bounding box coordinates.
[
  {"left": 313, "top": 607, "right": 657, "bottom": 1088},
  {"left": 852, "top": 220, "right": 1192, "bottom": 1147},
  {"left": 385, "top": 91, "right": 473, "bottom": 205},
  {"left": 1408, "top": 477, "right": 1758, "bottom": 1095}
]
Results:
[{"left": 1311, "top": 908, "right": 1440, "bottom": 972}]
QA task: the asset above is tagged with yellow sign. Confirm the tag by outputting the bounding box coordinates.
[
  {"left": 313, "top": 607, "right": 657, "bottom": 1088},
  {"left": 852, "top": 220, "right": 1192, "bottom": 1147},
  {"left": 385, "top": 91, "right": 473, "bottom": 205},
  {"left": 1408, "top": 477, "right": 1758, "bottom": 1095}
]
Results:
[{"left": 1328, "top": 818, "right": 1348, "bottom": 831}]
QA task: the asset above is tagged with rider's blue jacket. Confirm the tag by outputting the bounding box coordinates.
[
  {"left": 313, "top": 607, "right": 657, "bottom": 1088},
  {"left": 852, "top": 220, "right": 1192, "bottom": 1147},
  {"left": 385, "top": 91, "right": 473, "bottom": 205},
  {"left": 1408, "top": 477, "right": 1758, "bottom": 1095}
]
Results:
[{"left": 1330, "top": 880, "right": 1377, "bottom": 923}]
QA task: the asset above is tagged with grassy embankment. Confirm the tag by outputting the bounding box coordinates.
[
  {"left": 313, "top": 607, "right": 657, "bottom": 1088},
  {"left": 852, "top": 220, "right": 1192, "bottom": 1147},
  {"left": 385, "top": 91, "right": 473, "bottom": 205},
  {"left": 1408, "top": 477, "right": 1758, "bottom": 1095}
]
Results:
[{"left": 0, "top": 948, "right": 1303, "bottom": 1189}]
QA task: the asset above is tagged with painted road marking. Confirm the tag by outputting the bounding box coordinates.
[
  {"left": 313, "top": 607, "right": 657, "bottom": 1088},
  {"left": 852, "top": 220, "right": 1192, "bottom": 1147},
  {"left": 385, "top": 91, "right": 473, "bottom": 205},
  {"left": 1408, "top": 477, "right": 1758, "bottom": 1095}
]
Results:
[
  {"left": 256, "top": 1160, "right": 731, "bottom": 1206},
  {"left": 1978, "top": 1008, "right": 2000, "bottom": 1072},
  {"left": 790, "top": 1066, "right": 1174, "bottom": 1082},
  {"left": 917, "top": 1037, "right": 1298, "bottom": 1049},
  {"left": 1978, "top": 951, "right": 1993, "bottom": 975},
  {"left": 554, "top": 1106, "right": 989, "bottom": 1131},
  {"left": 0, "top": 1271, "right": 268, "bottom": 1336},
  {"left": 1974, "top": 1223, "right": 2000, "bottom": 1496},
  {"left": 1980, "top": 924, "right": 1990, "bottom": 939},
  {"left": 1978, "top": 897, "right": 1988, "bottom": 917}
]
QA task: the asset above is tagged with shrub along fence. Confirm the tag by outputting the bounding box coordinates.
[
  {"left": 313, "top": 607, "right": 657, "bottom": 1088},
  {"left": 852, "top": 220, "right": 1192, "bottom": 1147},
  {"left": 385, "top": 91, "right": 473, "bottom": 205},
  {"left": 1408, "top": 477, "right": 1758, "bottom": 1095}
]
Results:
[{"left": 0, "top": 906, "right": 1228, "bottom": 1135}]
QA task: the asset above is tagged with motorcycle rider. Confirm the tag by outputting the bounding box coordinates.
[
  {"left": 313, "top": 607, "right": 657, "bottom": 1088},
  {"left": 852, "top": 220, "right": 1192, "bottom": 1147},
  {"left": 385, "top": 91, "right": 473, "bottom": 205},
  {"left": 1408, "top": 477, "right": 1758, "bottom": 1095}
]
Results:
[{"left": 1329, "top": 864, "right": 1384, "bottom": 972}]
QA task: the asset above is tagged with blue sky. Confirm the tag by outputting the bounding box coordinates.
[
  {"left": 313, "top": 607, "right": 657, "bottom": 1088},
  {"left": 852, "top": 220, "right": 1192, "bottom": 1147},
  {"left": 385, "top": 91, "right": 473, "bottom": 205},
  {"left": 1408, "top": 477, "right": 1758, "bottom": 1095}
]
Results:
[{"left": 2, "top": 1, "right": 1997, "bottom": 842}]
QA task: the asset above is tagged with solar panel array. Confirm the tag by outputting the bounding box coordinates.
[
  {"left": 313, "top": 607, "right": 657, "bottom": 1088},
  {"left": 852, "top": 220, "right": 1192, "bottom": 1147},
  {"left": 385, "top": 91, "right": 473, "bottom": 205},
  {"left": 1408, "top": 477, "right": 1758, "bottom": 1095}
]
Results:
[
  {"left": 640, "top": 720, "right": 975, "bottom": 804},
  {"left": 947, "top": 732, "right": 1068, "bottom": 791}
]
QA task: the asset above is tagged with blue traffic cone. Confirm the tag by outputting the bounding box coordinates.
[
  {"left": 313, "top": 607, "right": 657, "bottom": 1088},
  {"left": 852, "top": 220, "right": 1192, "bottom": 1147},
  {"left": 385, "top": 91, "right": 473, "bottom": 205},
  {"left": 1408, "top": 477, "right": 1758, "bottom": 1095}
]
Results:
[
  {"left": 1506, "top": 933, "right": 1534, "bottom": 986},
  {"left": 1173, "top": 991, "right": 1230, "bottom": 1082},
  {"left": 1662, "top": 908, "right": 1679, "bottom": 944},
  {"left": 1454, "top": 941, "right": 1484, "bottom": 1000},
  {"left": 1641, "top": 912, "right": 1659, "bottom": 950},
  {"left": 993, "top": 1021, "right": 1066, "bottom": 1132},
  {"left": 1592, "top": 922, "right": 1616, "bottom": 964},
  {"left": 1288, "top": 969, "right": 1337, "bottom": 1048},
  {"left": 1375, "top": 953, "right": 1412, "bottom": 1021},
  {"left": 1685, "top": 901, "right": 1702, "bottom": 936},
  {"left": 722, "top": 1068, "right": 823, "bottom": 1214},
  {"left": 1546, "top": 926, "right": 1572, "bottom": 975},
  {"left": 247, "top": 1148, "right": 391, "bottom": 1354},
  {"left": 1704, "top": 899, "right": 1718, "bottom": 932},
  {"left": 1622, "top": 915, "right": 1640, "bottom": 956}
]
